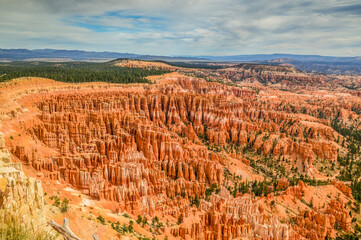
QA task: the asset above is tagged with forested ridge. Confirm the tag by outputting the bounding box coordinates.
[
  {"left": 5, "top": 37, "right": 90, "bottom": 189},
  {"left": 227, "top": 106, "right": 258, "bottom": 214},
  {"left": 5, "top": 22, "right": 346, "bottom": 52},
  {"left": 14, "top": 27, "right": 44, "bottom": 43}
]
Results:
[{"left": 0, "top": 61, "right": 170, "bottom": 83}]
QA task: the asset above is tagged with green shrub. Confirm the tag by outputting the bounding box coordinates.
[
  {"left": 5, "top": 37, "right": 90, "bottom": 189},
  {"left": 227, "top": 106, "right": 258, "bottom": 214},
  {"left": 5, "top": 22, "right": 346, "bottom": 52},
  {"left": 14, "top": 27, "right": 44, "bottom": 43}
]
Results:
[
  {"left": 97, "top": 215, "right": 106, "bottom": 225},
  {"left": 49, "top": 195, "right": 60, "bottom": 207},
  {"left": 60, "top": 198, "right": 69, "bottom": 213}
]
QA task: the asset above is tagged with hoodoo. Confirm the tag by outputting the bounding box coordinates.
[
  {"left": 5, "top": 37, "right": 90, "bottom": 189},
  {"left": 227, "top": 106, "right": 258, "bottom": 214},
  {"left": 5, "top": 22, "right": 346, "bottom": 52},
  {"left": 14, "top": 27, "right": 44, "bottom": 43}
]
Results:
[{"left": 0, "top": 60, "right": 360, "bottom": 239}]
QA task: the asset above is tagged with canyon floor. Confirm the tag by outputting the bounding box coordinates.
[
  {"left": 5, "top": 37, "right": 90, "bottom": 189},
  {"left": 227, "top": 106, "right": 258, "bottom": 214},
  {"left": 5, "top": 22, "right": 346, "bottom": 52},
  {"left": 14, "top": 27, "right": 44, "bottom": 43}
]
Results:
[{"left": 0, "top": 60, "right": 361, "bottom": 240}]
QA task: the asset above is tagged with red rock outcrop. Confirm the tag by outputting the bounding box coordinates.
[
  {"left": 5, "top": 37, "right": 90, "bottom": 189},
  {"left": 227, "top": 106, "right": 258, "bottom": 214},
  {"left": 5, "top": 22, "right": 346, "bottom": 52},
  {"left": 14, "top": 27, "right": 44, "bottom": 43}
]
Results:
[
  {"left": 286, "top": 181, "right": 306, "bottom": 199},
  {"left": 4, "top": 72, "right": 355, "bottom": 239},
  {"left": 293, "top": 199, "right": 352, "bottom": 239},
  {"left": 331, "top": 181, "right": 352, "bottom": 198},
  {"left": 172, "top": 190, "right": 289, "bottom": 240}
]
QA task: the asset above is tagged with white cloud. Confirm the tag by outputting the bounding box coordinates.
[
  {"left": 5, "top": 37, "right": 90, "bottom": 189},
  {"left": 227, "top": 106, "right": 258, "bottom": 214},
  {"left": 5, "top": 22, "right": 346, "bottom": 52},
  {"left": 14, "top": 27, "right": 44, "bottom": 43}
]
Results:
[{"left": 0, "top": 0, "right": 360, "bottom": 56}]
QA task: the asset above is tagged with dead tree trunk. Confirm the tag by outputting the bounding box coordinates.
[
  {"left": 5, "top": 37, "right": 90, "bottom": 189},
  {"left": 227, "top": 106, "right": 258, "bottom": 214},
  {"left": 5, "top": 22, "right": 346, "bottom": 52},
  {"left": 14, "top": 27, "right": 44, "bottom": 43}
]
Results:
[{"left": 49, "top": 218, "right": 99, "bottom": 240}]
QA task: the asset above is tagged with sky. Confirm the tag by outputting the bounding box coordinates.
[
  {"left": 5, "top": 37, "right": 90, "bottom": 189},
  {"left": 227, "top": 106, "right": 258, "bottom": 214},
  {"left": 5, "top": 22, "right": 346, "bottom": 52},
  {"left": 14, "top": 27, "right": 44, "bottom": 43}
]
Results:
[{"left": 0, "top": 0, "right": 360, "bottom": 56}]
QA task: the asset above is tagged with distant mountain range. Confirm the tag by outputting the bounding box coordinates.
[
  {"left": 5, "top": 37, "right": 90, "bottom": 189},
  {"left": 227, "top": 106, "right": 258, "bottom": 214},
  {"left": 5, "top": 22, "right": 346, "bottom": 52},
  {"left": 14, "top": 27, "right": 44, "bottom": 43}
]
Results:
[
  {"left": 1, "top": 48, "right": 360, "bottom": 62},
  {"left": 0, "top": 48, "right": 205, "bottom": 61},
  {"left": 1, "top": 48, "right": 361, "bottom": 75},
  {"left": 200, "top": 54, "right": 361, "bottom": 63}
]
